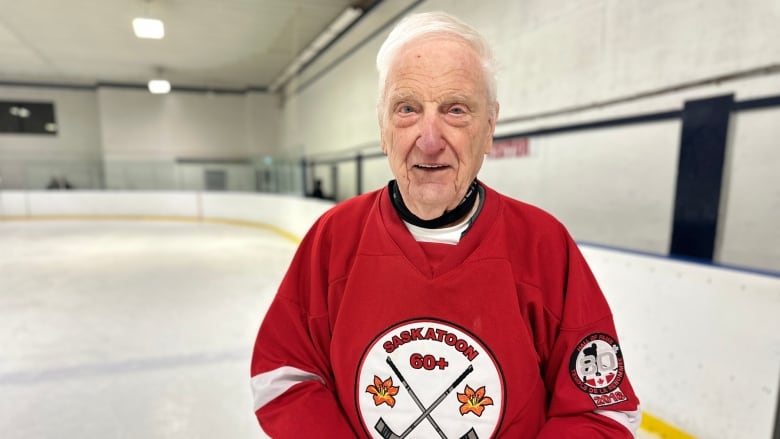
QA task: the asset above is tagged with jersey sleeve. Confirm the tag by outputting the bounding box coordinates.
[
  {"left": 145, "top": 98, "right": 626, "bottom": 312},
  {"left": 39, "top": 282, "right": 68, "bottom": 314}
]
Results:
[
  {"left": 249, "top": 218, "right": 358, "bottom": 438},
  {"left": 537, "top": 230, "right": 641, "bottom": 438}
]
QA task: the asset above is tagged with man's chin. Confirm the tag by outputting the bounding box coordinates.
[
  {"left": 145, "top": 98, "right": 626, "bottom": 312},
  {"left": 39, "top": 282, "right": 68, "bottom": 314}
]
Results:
[{"left": 406, "top": 188, "right": 457, "bottom": 215}]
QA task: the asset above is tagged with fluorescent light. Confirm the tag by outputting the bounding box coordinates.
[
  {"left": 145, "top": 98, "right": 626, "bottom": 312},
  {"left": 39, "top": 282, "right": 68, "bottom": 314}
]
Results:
[
  {"left": 268, "top": 6, "right": 362, "bottom": 92},
  {"left": 148, "top": 79, "right": 171, "bottom": 94},
  {"left": 329, "top": 7, "right": 363, "bottom": 33},
  {"left": 133, "top": 17, "right": 165, "bottom": 39}
]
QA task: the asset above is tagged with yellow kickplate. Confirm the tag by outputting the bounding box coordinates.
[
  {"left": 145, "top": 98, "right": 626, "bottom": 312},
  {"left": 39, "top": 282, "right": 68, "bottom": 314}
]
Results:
[{"left": 641, "top": 411, "right": 696, "bottom": 439}]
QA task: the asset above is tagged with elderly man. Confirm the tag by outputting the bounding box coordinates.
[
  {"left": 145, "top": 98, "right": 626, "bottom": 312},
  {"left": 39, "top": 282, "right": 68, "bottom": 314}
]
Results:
[{"left": 251, "top": 11, "right": 640, "bottom": 438}]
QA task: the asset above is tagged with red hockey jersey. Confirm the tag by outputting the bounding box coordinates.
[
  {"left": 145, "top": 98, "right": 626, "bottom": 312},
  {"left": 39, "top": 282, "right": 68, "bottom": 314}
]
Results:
[{"left": 251, "top": 183, "right": 639, "bottom": 438}]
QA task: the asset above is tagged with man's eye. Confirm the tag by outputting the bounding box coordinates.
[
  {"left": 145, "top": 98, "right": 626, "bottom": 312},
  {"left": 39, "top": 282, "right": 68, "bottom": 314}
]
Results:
[
  {"left": 449, "top": 106, "right": 466, "bottom": 115},
  {"left": 398, "top": 105, "right": 414, "bottom": 114}
]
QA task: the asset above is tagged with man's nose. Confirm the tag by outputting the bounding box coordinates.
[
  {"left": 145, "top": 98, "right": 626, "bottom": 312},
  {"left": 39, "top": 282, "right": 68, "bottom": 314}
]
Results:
[{"left": 416, "top": 112, "right": 445, "bottom": 154}]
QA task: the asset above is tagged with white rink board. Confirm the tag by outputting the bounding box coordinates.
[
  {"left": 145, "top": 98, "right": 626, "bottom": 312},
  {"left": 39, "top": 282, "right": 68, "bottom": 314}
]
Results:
[
  {"left": 0, "top": 191, "right": 334, "bottom": 240},
  {"left": 201, "top": 192, "right": 334, "bottom": 239},
  {"left": 583, "top": 245, "right": 780, "bottom": 439},
  {"left": 31, "top": 191, "right": 199, "bottom": 217}
]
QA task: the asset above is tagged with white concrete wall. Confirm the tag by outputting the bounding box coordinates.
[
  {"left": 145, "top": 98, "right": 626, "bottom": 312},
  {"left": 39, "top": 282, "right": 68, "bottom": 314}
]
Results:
[
  {"left": 246, "top": 92, "right": 282, "bottom": 157},
  {"left": 97, "top": 87, "right": 280, "bottom": 192},
  {"left": 485, "top": 121, "right": 681, "bottom": 255},
  {"left": 280, "top": 0, "right": 780, "bottom": 272},
  {"left": 1, "top": 85, "right": 281, "bottom": 192},
  {"left": 1, "top": 191, "right": 777, "bottom": 438},
  {"left": 98, "top": 88, "right": 249, "bottom": 160},
  {"left": 288, "top": 0, "right": 780, "bottom": 151}
]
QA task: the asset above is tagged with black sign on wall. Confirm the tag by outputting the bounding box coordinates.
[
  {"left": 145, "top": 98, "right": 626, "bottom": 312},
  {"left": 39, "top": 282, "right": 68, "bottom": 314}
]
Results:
[
  {"left": 670, "top": 94, "right": 734, "bottom": 261},
  {"left": 0, "top": 101, "right": 57, "bottom": 134}
]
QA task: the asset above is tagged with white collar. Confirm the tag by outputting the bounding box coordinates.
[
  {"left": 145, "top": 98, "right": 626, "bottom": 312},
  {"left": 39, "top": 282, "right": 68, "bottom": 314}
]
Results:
[
  {"left": 404, "top": 219, "right": 470, "bottom": 245},
  {"left": 403, "top": 196, "right": 481, "bottom": 245}
]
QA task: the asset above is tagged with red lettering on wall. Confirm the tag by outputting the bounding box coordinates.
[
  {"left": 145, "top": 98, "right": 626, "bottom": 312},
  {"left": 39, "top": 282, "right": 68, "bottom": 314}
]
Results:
[{"left": 488, "top": 138, "right": 530, "bottom": 159}]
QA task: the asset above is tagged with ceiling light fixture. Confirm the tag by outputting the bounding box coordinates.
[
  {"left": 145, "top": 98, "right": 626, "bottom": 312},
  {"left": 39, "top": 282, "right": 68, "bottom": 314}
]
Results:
[
  {"left": 133, "top": 0, "right": 165, "bottom": 39},
  {"left": 148, "top": 79, "right": 171, "bottom": 94},
  {"left": 268, "top": 6, "right": 363, "bottom": 92},
  {"left": 133, "top": 17, "right": 165, "bottom": 39},
  {"left": 148, "top": 67, "right": 171, "bottom": 94}
]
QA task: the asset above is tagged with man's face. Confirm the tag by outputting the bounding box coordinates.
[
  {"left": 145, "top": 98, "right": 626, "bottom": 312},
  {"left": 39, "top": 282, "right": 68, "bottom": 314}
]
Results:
[{"left": 380, "top": 36, "right": 498, "bottom": 220}]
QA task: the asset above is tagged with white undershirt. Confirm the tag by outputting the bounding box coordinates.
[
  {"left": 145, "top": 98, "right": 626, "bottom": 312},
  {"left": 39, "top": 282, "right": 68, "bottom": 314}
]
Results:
[
  {"left": 403, "top": 198, "right": 480, "bottom": 245},
  {"left": 404, "top": 220, "right": 469, "bottom": 245}
]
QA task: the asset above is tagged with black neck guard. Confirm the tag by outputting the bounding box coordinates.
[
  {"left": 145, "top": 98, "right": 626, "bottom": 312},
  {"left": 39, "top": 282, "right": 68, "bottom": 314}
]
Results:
[{"left": 388, "top": 179, "right": 480, "bottom": 229}]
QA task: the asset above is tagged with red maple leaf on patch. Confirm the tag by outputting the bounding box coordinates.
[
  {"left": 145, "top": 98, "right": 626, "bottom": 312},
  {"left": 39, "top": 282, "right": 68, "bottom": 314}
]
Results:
[
  {"left": 366, "top": 375, "right": 400, "bottom": 407},
  {"left": 457, "top": 385, "right": 494, "bottom": 417}
]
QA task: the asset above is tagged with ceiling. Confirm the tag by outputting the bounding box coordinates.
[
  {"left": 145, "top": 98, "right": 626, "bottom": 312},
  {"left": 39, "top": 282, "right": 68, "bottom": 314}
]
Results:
[{"left": 0, "top": 0, "right": 375, "bottom": 92}]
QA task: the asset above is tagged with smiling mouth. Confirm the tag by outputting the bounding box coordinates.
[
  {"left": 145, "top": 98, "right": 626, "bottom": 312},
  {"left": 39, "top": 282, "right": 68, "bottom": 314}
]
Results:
[{"left": 414, "top": 164, "right": 449, "bottom": 171}]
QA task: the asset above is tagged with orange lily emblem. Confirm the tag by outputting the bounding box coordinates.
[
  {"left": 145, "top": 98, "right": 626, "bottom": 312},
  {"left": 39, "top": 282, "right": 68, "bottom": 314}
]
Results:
[
  {"left": 366, "top": 375, "right": 400, "bottom": 407},
  {"left": 457, "top": 385, "right": 494, "bottom": 416}
]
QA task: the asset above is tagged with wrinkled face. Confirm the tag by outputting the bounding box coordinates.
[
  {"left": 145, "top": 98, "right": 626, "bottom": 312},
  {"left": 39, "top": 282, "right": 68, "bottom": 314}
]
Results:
[{"left": 380, "top": 36, "right": 498, "bottom": 220}]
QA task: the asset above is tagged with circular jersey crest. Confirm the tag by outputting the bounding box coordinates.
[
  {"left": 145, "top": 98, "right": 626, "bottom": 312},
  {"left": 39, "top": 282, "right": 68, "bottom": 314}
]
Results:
[
  {"left": 569, "top": 333, "right": 625, "bottom": 394},
  {"left": 356, "top": 319, "right": 504, "bottom": 439}
]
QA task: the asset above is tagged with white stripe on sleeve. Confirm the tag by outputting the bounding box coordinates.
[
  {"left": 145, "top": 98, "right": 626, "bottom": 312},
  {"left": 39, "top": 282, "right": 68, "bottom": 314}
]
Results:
[
  {"left": 251, "top": 366, "right": 325, "bottom": 411},
  {"left": 594, "top": 408, "right": 642, "bottom": 436}
]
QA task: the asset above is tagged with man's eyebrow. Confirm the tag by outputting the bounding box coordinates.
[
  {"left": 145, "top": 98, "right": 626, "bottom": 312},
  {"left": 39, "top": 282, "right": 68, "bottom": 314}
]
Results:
[
  {"left": 387, "top": 91, "right": 417, "bottom": 103},
  {"left": 388, "top": 91, "right": 477, "bottom": 104},
  {"left": 442, "top": 93, "right": 476, "bottom": 104}
]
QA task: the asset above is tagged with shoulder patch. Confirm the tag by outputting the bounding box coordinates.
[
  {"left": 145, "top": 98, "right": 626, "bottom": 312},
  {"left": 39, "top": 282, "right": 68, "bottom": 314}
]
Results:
[{"left": 568, "top": 333, "right": 629, "bottom": 407}]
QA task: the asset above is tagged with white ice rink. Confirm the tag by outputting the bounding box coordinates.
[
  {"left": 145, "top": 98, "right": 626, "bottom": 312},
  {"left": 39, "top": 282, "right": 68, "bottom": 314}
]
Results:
[
  {"left": 0, "top": 220, "right": 288, "bottom": 439},
  {"left": 3, "top": 214, "right": 775, "bottom": 438}
]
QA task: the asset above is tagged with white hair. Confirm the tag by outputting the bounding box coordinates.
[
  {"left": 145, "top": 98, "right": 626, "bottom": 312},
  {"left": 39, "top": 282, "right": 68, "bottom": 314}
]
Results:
[{"left": 375, "top": 11, "right": 498, "bottom": 117}]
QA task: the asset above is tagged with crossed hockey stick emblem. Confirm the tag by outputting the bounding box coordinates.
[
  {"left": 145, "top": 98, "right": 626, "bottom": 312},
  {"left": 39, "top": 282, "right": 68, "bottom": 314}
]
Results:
[{"left": 374, "top": 356, "right": 479, "bottom": 439}]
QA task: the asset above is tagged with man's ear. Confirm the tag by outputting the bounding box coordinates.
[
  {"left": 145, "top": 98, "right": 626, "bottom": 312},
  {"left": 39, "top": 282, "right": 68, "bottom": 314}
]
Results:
[
  {"left": 378, "top": 107, "right": 388, "bottom": 155},
  {"left": 379, "top": 119, "right": 390, "bottom": 155},
  {"left": 484, "top": 101, "right": 500, "bottom": 154},
  {"left": 491, "top": 102, "right": 500, "bottom": 134}
]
